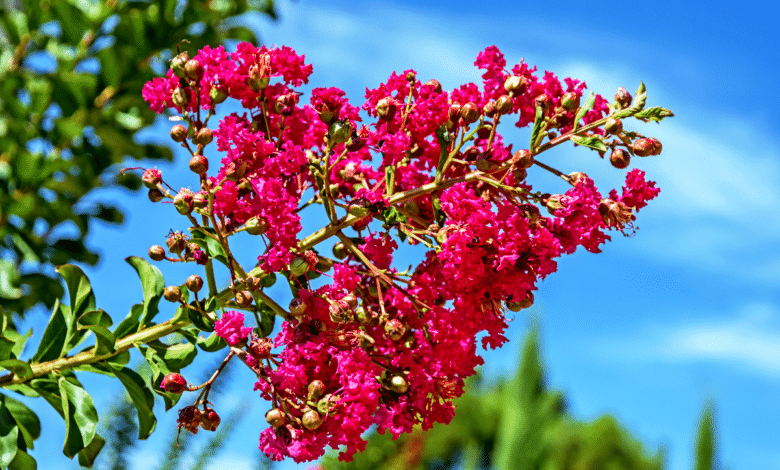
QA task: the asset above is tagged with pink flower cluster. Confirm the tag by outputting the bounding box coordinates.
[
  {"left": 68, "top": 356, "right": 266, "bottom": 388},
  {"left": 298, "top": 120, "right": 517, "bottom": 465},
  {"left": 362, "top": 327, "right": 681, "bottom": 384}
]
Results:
[{"left": 143, "top": 43, "right": 662, "bottom": 463}]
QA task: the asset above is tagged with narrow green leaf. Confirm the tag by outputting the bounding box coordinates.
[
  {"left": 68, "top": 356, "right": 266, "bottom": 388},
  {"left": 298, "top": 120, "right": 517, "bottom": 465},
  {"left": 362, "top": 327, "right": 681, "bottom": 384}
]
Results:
[
  {"left": 5, "top": 328, "right": 32, "bottom": 359},
  {"left": 77, "top": 310, "right": 115, "bottom": 356},
  {"left": 385, "top": 165, "right": 395, "bottom": 195},
  {"left": 197, "top": 332, "right": 228, "bottom": 352},
  {"left": 0, "top": 360, "right": 32, "bottom": 380},
  {"left": 138, "top": 346, "right": 181, "bottom": 411},
  {"left": 0, "top": 404, "right": 19, "bottom": 467},
  {"left": 149, "top": 341, "right": 197, "bottom": 371},
  {"left": 58, "top": 376, "right": 98, "bottom": 458},
  {"left": 113, "top": 368, "right": 156, "bottom": 439},
  {"left": 112, "top": 304, "right": 143, "bottom": 339},
  {"left": 253, "top": 300, "right": 276, "bottom": 338},
  {"left": 633, "top": 106, "right": 675, "bottom": 122},
  {"left": 1, "top": 393, "right": 41, "bottom": 450},
  {"left": 569, "top": 135, "right": 608, "bottom": 153},
  {"left": 694, "top": 402, "right": 715, "bottom": 470},
  {"left": 125, "top": 256, "right": 164, "bottom": 329},
  {"left": 76, "top": 434, "right": 105, "bottom": 468},
  {"left": 7, "top": 448, "right": 36, "bottom": 470},
  {"left": 31, "top": 298, "right": 68, "bottom": 363},
  {"left": 572, "top": 91, "right": 596, "bottom": 131},
  {"left": 187, "top": 305, "right": 214, "bottom": 333},
  {"left": 0, "top": 260, "right": 22, "bottom": 300},
  {"left": 57, "top": 265, "right": 97, "bottom": 353},
  {"left": 529, "top": 104, "right": 546, "bottom": 150},
  {"left": 435, "top": 126, "right": 450, "bottom": 175},
  {"left": 0, "top": 337, "right": 15, "bottom": 361}
]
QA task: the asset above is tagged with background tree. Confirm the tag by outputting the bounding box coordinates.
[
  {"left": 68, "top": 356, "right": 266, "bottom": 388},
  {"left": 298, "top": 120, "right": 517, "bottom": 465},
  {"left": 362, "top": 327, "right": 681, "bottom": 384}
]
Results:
[{"left": 0, "top": 0, "right": 277, "bottom": 317}]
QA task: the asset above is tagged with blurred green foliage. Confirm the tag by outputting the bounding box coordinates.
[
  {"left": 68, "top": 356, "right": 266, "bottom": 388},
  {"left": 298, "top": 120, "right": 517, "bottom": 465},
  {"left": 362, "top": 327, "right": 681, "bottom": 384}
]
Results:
[
  {"left": 0, "top": 0, "right": 276, "bottom": 317},
  {"left": 322, "top": 327, "right": 717, "bottom": 470}
]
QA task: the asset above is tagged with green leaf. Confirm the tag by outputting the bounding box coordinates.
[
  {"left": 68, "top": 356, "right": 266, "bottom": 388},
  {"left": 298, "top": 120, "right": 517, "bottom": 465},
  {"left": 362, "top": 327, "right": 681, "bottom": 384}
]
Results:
[
  {"left": 694, "top": 402, "right": 715, "bottom": 470},
  {"left": 112, "top": 368, "right": 156, "bottom": 439},
  {"left": 187, "top": 305, "right": 214, "bottom": 333},
  {"left": 0, "top": 360, "right": 32, "bottom": 379},
  {"left": 113, "top": 304, "right": 143, "bottom": 340},
  {"left": 381, "top": 207, "right": 408, "bottom": 227},
  {"left": 613, "top": 82, "right": 648, "bottom": 120},
  {"left": 57, "top": 265, "right": 97, "bottom": 353},
  {"left": 138, "top": 347, "right": 181, "bottom": 411},
  {"left": 0, "top": 403, "right": 19, "bottom": 467},
  {"left": 0, "top": 260, "right": 22, "bottom": 300},
  {"left": 190, "top": 228, "right": 229, "bottom": 267},
  {"left": 58, "top": 376, "right": 98, "bottom": 459},
  {"left": 125, "top": 256, "right": 164, "bottom": 329},
  {"left": 0, "top": 393, "right": 41, "bottom": 450},
  {"left": 529, "top": 103, "right": 546, "bottom": 151},
  {"left": 435, "top": 126, "right": 450, "bottom": 175},
  {"left": 0, "top": 337, "right": 15, "bottom": 361},
  {"left": 633, "top": 106, "right": 674, "bottom": 122},
  {"left": 385, "top": 165, "right": 395, "bottom": 195},
  {"left": 32, "top": 299, "right": 68, "bottom": 363},
  {"left": 149, "top": 341, "right": 197, "bottom": 371},
  {"left": 259, "top": 273, "right": 277, "bottom": 288},
  {"left": 197, "top": 332, "right": 228, "bottom": 352},
  {"left": 569, "top": 135, "right": 608, "bottom": 153},
  {"left": 7, "top": 448, "right": 36, "bottom": 470},
  {"left": 76, "top": 434, "right": 105, "bottom": 468},
  {"left": 254, "top": 302, "right": 276, "bottom": 338},
  {"left": 77, "top": 310, "right": 115, "bottom": 356},
  {"left": 572, "top": 91, "right": 596, "bottom": 132}
]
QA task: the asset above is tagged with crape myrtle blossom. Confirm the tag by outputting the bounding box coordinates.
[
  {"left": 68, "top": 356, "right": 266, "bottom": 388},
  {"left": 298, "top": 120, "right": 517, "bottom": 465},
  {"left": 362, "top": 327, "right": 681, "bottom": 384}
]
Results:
[{"left": 141, "top": 42, "right": 669, "bottom": 463}]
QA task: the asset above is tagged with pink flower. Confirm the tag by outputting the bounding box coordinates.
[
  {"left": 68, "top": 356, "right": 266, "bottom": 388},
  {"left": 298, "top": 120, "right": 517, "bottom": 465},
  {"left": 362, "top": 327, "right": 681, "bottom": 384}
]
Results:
[{"left": 215, "top": 311, "right": 253, "bottom": 346}]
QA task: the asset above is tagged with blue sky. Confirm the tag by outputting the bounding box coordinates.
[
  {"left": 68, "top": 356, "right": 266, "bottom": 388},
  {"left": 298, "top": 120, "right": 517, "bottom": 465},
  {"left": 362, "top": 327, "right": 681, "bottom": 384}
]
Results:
[{"left": 16, "top": 1, "right": 780, "bottom": 469}]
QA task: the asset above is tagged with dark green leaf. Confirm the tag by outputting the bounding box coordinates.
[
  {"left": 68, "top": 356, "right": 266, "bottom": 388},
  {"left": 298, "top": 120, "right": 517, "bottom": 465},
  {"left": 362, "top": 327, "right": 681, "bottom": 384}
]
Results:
[
  {"left": 31, "top": 298, "right": 69, "bottom": 363},
  {"left": 58, "top": 376, "right": 98, "bottom": 458},
  {"left": 0, "top": 337, "right": 15, "bottom": 361},
  {"left": 138, "top": 347, "right": 181, "bottom": 411},
  {"left": 57, "top": 264, "right": 97, "bottom": 353},
  {"left": 259, "top": 273, "right": 277, "bottom": 288},
  {"left": 125, "top": 256, "right": 164, "bottom": 329},
  {"left": 0, "top": 393, "right": 41, "bottom": 450},
  {"left": 381, "top": 207, "right": 408, "bottom": 227},
  {"left": 694, "top": 402, "right": 715, "bottom": 470},
  {"left": 0, "top": 260, "right": 22, "bottom": 300},
  {"left": 0, "top": 360, "right": 32, "bottom": 380},
  {"left": 0, "top": 403, "right": 19, "bottom": 467},
  {"left": 569, "top": 135, "right": 608, "bottom": 153},
  {"left": 633, "top": 106, "right": 674, "bottom": 122},
  {"left": 197, "top": 332, "right": 228, "bottom": 352},
  {"left": 77, "top": 310, "right": 116, "bottom": 356},
  {"left": 149, "top": 341, "right": 197, "bottom": 371},
  {"left": 113, "top": 368, "right": 156, "bottom": 439},
  {"left": 203, "top": 296, "right": 219, "bottom": 313},
  {"left": 529, "top": 104, "right": 546, "bottom": 151},
  {"left": 435, "top": 126, "right": 450, "bottom": 175},
  {"left": 7, "top": 448, "right": 36, "bottom": 470},
  {"left": 187, "top": 305, "right": 214, "bottom": 333},
  {"left": 572, "top": 91, "right": 596, "bottom": 131},
  {"left": 253, "top": 302, "right": 276, "bottom": 338},
  {"left": 76, "top": 434, "right": 105, "bottom": 468},
  {"left": 113, "top": 304, "right": 143, "bottom": 340},
  {"left": 190, "top": 228, "right": 229, "bottom": 267}
]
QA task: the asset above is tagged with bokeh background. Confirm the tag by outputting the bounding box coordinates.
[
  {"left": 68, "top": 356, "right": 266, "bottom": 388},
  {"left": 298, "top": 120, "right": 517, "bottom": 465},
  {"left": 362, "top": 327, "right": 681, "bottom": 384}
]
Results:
[{"left": 5, "top": 0, "right": 780, "bottom": 469}]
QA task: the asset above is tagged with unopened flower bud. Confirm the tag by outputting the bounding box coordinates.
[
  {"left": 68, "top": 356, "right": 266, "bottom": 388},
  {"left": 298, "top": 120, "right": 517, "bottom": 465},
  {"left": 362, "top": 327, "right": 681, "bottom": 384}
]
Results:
[
  {"left": 289, "top": 298, "right": 307, "bottom": 317},
  {"left": 163, "top": 286, "right": 181, "bottom": 303},
  {"left": 173, "top": 192, "right": 193, "bottom": 215},
  {"left": 170, "top": 124, "right": 187, "bottom": 143},
  {"left": 632, "top": 138, "right": 655, "bottom": 157},
  {"left": 192, "top": 193, "right": 207, "bottom": 210},
  {"left": 482, "top": 100, "right": 496, "bottom": 117},
  {"left": 302, "top": 409, "right": 323, "bottom": 431},
  {"left": 307, "top": 380, "right": 326, "bottom": 401},
  {"left": 512, "top": 149, "right": 534, "bottom": 170},
  {"left": 605, "top": 118, "right": 623, "bottom": 135},
  {"left": 245, "top": 216, "right": 269, "bottom": 235},
  {"left": 534, "top": 94, "right": 551, "bottom": 114},
  {"left": 186, "top": 274, "right": 203, "bottom": 293},
  {"left": 184, "top": 59, "right": 204, "bottom": 82},
  {"left": 142, "top": 168, "right": 162, "bottom": 188},
  {"left": 561, "top": 92, "right": 580, "bottom": 111},
  {"left": 495, "top": 95, "right": 513, "bottom": 114},
  {"left": 265, "top": 408, "right": 286, "bottom": 428},
  {"left": 460, "top": 102, "right": 480, "bottom": 124},
  {"left": 148, "top": 188, "right": 164, "bottom": 202},
  {"left": 504, "top": 75, "right": 528, "bottom": 97},
  {"left": 389, "top": 375, "right": 409, "bottom": 394},
  {"left": 376, "top": 97, "right": 397, "bottom": 121},
  {"left": 224, "top": 160, "right": 247, "bottom": 182},
  {"left": 348, "top": 203, "right": 370, "bottom": 218},
  {"left": 507, "top": 291, "right": 534, "bottom": 311},
  {"left": 169, "top": 51, "right": 189, "bottom": 79},
  {"left": 329, "top": 300, "right": 351, "bottom": 323},
  {"left": 235, "top": 290, "right": 253, "bottom": 308},
  {"left": 189, "top": 154, "right": 208, "bottom": 175},
  {"left": 513, "top": 168, "right": 528, "bottom": 182},
  {"left": 615, "top": 87, "right": 632, "bottom": 108},
  {"left": 248, "top": 64, "right": 269, "bottom": 92},
  {"left": 610, "top": 148, "right": 631, "bottom": 169},
  {"left": 250, "top": 337, "right": 274, "bottom": 359},
  {"left": 200, "top": 408, "right": 220, "bottom": 431},
  {"left": 342, "top": 293, "right": 358, "bottom": 310},
  {"left": 166, "top": 232, "right": 187, "bottom": 254},
  {"left": 210, "top": 86, "right": 228, "bottom": 104},
  {"left": 172, "top": 87, "right": 189, "bottom": 108},
  {"left": 384, "top": 319, "right": 406, "bottom": 341},
  {"left": 196, "top": 128, "right": 213, "bottom": 146},
  {"left": 328, "top": 120, "right": 353, "bottom": 144},
  {"left": 161, "top": 373, "right": 188, "bottom": 394},
  {"left": 332, "top": 242, "right": 348, "bottom": 259},
  {"left": 424, "top": 78, "right": 442, "bottom": 93},
  {"left": 448, "top": 102, "right": 462, "bottom": 121},
  {"left": 568, "top": 172, "right": 589, "bottom": 186},
  {"left": 546, "top": 194, "right": 565, "bottom": 214},
  {"left": 289, "top": 256, "right": 311, "bottom": 278},
  {"left": 647, "top": 137, "right": 662, "bottom": 155},
  {"left": 149, "top": 245, "right": 166, "bottom": 261},
  {"left": 405, "top": 71, "right": 416, "bottom": 82}
]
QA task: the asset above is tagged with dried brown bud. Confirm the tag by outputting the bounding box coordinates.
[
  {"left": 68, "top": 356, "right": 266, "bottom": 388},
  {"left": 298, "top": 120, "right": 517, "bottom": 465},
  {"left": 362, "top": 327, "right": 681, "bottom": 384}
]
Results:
[
  {"left": 163, "top": 286, "right": 181, "bottom": 303},
  {"left": 170, "top": 51, "right": 190, "bottom": 79},
  {"left": 647, "top": 137, "right": 662, "bottom": 155},
  {"left": 186, "top": 274, "right": 203, "bottom": 293},
  {"left": 610, "top": 149, "right": 631, "bottom": 169},
  {"left": 512, "top": 149, "right": 534, "bottom": 170},
  {"left": 161, "top": 373, "right": 188, "bottom": 394},
  {"left": 342, "top": 293, "right": 358, "bottom": 310},
  {"left": 170, "top": 124, "right": 187, "bottom": 143},
  {"left": 235, "top": 290, "right": 253, "bottom": 308},
  {"left": 482, "top": 100, "right": 496, "bottom": 117},
  {"left": 448, "top": 102, "right": 462, "bottom": 122},
  {"left": 200, "top": 408, "right": 220, "bottom": 431},
  {"left": 534, "top": 94, "right": 551, "bottom": 114},
  {"left": 148, "top": 188, "right": 164, "bottom": 203},
  {"left": 225, "top": 160, "right": 247, "bottom": 182},
  {"left": 149, "top": 245, "right": 166, "bottom": 261},
  {"left": 506, "top": 291, "right": 534, "bottom": 311},
  {"left": 166, "top": 232, "right": 187, "bottom": 254},
  {"left": 172, "top": 87, "right": 189, "bottom": 108}
]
